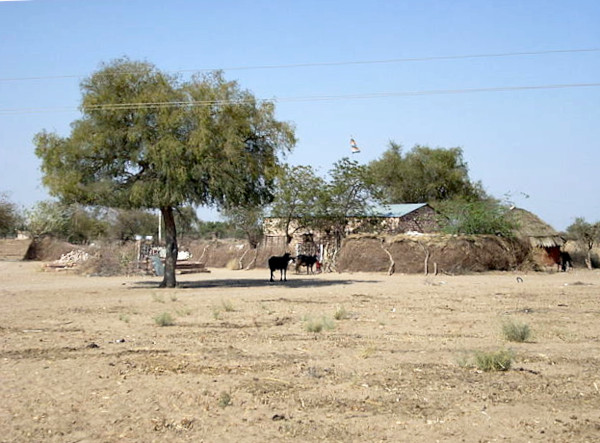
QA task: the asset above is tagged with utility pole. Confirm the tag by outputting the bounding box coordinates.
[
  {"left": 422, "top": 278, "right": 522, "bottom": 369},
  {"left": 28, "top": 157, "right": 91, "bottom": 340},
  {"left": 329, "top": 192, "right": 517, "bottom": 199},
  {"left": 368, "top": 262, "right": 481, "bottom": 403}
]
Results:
[{"left": 158, "top": 212, "right": 162, "bottom": 244}]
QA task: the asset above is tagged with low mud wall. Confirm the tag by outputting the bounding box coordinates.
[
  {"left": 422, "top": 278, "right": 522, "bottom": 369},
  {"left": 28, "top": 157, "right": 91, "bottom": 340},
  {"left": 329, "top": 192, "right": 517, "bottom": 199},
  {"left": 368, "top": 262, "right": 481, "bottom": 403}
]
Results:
[
  {"left": 336, "top": 234, "right": 531, "bottom": 274},
  {"left": 18, "top": 234, "right": 532, "bottom": 275}
]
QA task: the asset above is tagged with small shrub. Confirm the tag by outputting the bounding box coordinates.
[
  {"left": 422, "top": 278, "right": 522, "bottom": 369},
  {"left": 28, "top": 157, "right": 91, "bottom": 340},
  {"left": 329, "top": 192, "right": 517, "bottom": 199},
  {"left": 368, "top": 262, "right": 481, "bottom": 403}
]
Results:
[
  {"left": 502, "top": 318, "right": 531, "bottom": 342},
  {"left": 359, "top": 346, "right": 376, "bottom": 359},
  {"left": 154, "top": 312, "right": 175, "bottom": 327},
  {"left": 218, "top": 391, "right": 232, "bottom": 408},
  {"left": 119, "top": 314, "right": 130, "bottom": 323},
  {"left": 473, "top": 349, "right": 514, "bottom": 372},
  {"left": 176, "top": 307, "right": 192, "bottom": 316},
  {"left": 225, "top": 259, "right": 239, "bottom": 270},
  {"left": 152, "top": 293, "right": 165, "bottom": 303},
  {"left": 303, "top": 315, "right": 335, "bottom": 333},
  {"left": 221, "top": 299, "right": 235, "bottom": 312},
  {"left": 76, "top": 242, "right": 138, "bottom": 276},
  {"left": 334, "top": 305, "right": 349, "bottom": 320}
]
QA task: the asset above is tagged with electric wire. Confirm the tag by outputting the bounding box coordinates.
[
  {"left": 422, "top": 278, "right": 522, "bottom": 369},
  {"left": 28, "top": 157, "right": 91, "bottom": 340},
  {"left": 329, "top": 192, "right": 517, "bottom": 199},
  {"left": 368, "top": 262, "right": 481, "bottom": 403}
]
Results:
[
  {"left": 0, "top": 47, "right": 598, "bottom": 82},
  {"left": 1, "top": 82, "right": 598, "bottom": 115}
]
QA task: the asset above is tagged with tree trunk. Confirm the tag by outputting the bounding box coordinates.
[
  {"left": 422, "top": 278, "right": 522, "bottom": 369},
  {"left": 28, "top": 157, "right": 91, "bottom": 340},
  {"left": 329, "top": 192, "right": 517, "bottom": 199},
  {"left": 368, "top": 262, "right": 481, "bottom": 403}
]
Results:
[
  {"left": 380, "top": 239, "right": 395, "bottom": 276},
  {"left": 160, "top": 206, "right": 178, "bottom": 288}
]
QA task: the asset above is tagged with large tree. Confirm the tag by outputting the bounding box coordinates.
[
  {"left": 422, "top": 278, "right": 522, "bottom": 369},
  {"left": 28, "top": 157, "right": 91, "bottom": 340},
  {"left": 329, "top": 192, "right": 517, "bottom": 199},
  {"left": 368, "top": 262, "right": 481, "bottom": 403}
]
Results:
[
  {"left": 35, "top": 58, "right": 295, "bottom": 287},
  {"left": 368, "top": 142, "right": 485, "bottom": 203}
]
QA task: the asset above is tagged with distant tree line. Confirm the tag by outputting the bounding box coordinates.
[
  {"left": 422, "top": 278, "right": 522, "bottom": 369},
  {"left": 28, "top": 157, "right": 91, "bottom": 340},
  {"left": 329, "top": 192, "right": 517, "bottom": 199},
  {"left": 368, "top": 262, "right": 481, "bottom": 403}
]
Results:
[{"left": 0, "top": 198, "right": 244, "bottom": 243}]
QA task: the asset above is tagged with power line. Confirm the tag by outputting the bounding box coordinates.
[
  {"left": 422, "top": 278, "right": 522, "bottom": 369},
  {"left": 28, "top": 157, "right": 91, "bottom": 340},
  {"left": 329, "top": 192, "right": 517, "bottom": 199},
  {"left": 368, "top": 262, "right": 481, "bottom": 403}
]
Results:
[
  {"left": 1, "top": 82, "right": 599, "bottom": 115},
  {"left": 0, "top": 48, "right": 598, "bottom": 82}
]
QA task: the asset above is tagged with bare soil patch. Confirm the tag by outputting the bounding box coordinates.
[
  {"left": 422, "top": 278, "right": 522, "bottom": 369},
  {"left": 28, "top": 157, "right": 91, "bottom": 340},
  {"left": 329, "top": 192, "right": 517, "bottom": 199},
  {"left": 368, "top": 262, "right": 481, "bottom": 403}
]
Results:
[{"left": 1, "top": 261, "right": 600, "bottom": 442}]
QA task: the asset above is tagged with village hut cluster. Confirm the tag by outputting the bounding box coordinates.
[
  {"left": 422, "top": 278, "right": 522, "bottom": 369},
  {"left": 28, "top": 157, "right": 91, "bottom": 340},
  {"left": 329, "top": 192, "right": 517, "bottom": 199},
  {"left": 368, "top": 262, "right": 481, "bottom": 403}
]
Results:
[{"left": 263, "top": 204, "right": 569, "bottom": 274}]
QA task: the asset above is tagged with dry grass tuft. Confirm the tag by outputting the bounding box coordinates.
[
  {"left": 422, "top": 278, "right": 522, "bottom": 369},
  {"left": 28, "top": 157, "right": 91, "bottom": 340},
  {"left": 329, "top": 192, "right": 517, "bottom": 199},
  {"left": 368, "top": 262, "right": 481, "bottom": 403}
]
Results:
[{"left": 502, "top": 318, "right": 531, "bottom": 342}]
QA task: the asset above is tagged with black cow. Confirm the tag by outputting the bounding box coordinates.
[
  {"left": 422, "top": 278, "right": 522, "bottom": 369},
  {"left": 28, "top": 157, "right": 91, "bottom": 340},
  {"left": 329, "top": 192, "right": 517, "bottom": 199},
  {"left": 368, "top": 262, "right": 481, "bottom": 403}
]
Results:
[
  {"left": 268, "top": 253, "right": 294, "bottom": 282},
  {"left": 558, "top": 251, "right": 573, "bottom": 272},
  {"left": 295, "top": 254, "right": 319, "bottom": 274}
]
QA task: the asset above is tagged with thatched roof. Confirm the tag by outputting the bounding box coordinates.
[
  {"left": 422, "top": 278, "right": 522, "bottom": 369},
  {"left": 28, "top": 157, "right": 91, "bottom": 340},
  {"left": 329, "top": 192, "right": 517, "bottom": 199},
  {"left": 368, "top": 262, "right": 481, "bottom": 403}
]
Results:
[{"left": 509, "top": 207, "right": 564, "bottom": 248}]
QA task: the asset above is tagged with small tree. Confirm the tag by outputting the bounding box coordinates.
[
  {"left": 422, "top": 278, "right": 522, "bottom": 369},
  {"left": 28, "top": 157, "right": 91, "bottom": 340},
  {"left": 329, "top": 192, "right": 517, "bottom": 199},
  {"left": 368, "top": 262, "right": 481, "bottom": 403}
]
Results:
[
  {"left": 35, "top": 58, "right": 295, "bottom": 287},
  {"left": 108, "top": 208, "right": 158, "bottom": 241},
  {"left": 435, "top": 198, "right": 517, "bottom": 237},
  {"left": 222, "top": 204, "right": 264, "bottom": 248},
  {"left": 26, "top": 201, "right": 107, "bottom": 243},
  {"left": 314, "top": 158, "right": 382, "bottom": 267},
  {"left": 0, "top": 193, "right": 23, "bottom": 237},
  {"left": 268, "top": 165, "right": 325, "bottom": 244},
  {"left": 566, "top": 217, "right": 600, "bottom": 269}
]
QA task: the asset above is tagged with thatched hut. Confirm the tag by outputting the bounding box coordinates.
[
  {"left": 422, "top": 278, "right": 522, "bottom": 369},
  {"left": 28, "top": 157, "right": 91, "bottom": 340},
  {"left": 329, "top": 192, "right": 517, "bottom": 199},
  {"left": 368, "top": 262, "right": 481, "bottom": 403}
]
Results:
[{"left": 509, "top": 208, "right": 564, "bottom": 267}]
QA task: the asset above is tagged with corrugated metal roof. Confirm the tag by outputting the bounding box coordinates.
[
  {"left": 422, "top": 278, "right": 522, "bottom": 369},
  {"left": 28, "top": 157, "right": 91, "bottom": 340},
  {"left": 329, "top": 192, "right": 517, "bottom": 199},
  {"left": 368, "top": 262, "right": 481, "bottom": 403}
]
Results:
[
  {"left": 264, "top": 203, "right": 429, "bottom": 219},
  {"left": 367, "top": 203, "right": 429, "bottom": 218}
]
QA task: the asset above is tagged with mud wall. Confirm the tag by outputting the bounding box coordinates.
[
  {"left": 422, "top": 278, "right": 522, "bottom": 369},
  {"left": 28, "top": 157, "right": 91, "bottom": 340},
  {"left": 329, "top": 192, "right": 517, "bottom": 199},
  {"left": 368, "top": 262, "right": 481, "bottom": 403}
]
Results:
[{"left": 336, "top": 234, "right": 531, "bottom": 274}]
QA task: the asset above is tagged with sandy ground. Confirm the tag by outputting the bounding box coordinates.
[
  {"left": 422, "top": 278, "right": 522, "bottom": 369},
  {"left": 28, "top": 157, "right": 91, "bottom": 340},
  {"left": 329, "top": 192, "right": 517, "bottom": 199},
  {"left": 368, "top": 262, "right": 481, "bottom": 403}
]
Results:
[{"left": 1, "top": 261, "right": 600, "bottom": 442}]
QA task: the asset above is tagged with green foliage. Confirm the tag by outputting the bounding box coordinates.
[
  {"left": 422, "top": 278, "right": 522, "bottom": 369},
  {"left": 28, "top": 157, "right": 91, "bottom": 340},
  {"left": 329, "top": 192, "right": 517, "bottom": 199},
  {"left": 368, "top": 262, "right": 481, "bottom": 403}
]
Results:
[
  {"left": 26, "top": 200, "right": 71, "bottom": 239},
  {"left": 218, "top": 391, "right": 232, "bottom": 408},
  {"left": 221, "top": 204, "right": 264, "bottom": 247},
  {"left": 435, "top": 199, "right": 517, "bottom": 236},
  {"left": 566, "top": 218, "right": 600, "bottom": 248},
  {"left": 26, "top": 200, "right": 107, "bottom": 243},
  {"left": 473, "top": 349, "right": 514, "bottom": 372},
  {"left": 194, "top": 220, "right": 242, "bottom": 240},
  {"left": 312, "top": 158, "right": 382, "bottom": 247},
  {"left": 268, "top": 164, "right": 325, "bottom": 243},
  {"left": 566, "top": 217, "right": 600, "bottom": 269},
  {"left": 502, "top": 318, "right": 531, "bottom": 342},
  {"left": 34, "top": 58, "right": 295, "bottom": 287},
  {"left": 368, "top": 142, "right": 486, "bottom": 203},
  {"left": 107, "top": 208, "right": 158, "bottom": 241},
  {"left": 154, "top": 312, "right": 175, "bottom": 326},
  {"left": 0, "top": 193, "right": 23, "bottom": 237},
  {"left": 323, "top": 157, "right": 380, "bottom": 218}
]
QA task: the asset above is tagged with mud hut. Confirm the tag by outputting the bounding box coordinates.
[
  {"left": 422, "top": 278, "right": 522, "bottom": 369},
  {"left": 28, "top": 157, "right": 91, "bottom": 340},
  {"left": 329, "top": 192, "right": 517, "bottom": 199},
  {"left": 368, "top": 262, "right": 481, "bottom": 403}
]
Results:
[{"left": 509, "top": 207, "right": 564, "bottom": 267}]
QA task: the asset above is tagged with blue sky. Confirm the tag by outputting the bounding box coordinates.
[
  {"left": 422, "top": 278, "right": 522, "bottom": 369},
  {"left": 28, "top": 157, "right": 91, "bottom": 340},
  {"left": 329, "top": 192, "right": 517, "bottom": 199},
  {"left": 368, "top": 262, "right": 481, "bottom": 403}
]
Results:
[{"left": 0, "top": 0, "right": 598, "bottom": 231}]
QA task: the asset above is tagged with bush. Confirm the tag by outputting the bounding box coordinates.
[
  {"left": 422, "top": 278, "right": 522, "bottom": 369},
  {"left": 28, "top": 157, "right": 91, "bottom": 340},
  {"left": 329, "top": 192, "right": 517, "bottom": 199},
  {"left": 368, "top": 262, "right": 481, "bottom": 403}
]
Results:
[
  {"left": 436, "top": 199, "right": 518, "bottom": 237},
  {"left": 502, "top": 318, "right": 531, "bottom": 342},
  {"left": 77, "top": 242, "right": 138, "bottom": 276},
  {"left": 225, "top": 258, "right": 239, "bottom": 270},
  {"left": 0, "top": 193, "right": 23, "bottom": 237},
  {"left": 303, "top": 315, "right": 335, "bottom": 333},
  {"left": 154, "top": 312, "right": 175, "bottom": 327},
  {"left": 334, "top": 306, "right": 349, "bottom": 320},
  {"left": 473, "top": 349, "right": 514, "bottom": 372}
]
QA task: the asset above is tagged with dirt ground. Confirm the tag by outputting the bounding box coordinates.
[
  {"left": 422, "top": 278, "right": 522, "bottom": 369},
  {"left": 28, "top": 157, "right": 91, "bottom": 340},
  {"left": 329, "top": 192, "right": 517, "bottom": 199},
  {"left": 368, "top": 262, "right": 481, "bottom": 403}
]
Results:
[{"left": 1, "top": 261, "right": 600, "bottom": 442}]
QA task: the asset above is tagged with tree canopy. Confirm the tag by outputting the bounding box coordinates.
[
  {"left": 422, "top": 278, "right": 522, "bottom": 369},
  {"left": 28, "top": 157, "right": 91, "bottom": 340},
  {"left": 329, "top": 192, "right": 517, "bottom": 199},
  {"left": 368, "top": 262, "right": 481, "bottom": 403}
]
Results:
[
  {"left": 35, "top": 58, "right": 295, "bottom": 286},
  {"left": 566, "top": 217, "right": 600, "bottom": 269},
  {"left": 434, "top": 198, "right": 518, "bottom": 237},
  {"left": 0, "top": 193, "right": 23, "bottom": 237},
  {"left": 368, "top": 142, "right": 485, "bottom": 203},
  {"left": 267, "top": 164, "right": 325, "bottom": 244}
]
